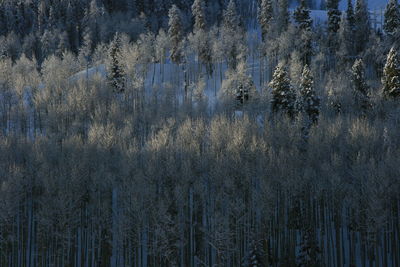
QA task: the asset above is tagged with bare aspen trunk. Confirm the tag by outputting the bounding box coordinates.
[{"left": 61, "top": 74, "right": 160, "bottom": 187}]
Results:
[
  {"left": 111, "top": 187, "right": 119, "bottom": 267},
  {"left": 26, "top": 197, "right": 34, "bottom": 267}
]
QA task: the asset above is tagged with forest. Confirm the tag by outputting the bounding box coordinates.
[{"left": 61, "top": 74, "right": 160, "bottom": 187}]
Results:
[{"left": 0, "top": 0, "right": 399, "bottom": 266}]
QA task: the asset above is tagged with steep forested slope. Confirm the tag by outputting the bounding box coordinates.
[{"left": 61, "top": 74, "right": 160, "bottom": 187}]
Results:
[{"left": 0, "top": 0, "right": 399, "bottom": 266}]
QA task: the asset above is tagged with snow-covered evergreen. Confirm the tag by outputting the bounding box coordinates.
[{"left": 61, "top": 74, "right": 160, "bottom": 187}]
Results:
[
  {"left": 338, "top": 0, "right": 356, "bottom": 61},
  {"left": 107, "top": 33, "right": 125, "bottom": 93},
  {"left": 223, "top": 0, "right": 240, "bottom": 33},
  {"left": 351, "top": 59, "right": 371, "bottom": 111},
  {"left": 258, "top": 0, "right": 274, "bottom": 41},
  {"left": 383, "top": 0, "right": 400, "bottom": 37},
  {"left": 278, "top": 0, "right": 290, "bottom": 33},
  {"left": 242, "top": 240, "right": 265, "bottom": 267},
  {"left": 327, "top": 0, "right": 342, "bottom": 34},
  {"left": 270, "top": 63, "right": 297, "bottom": 117},
  {"left": 382, "top": 47, "right": 400, "bottom": 98},
  {"left": 168, "top": 5, "right": 184, "bottom": 64},
  {"left": 299, "top": 65, "right": 320, "bottom": 123},
  {"left": 297, "top": 227, "right": 321, "bottom": 267},
  {"left": 192, "top": 0, "right": 207, "bottom": 32},
  {"left": 222, "top": 0, "right": 245, "bottom": 70},
  {"left": 354, "top": 0, "right": 370, "bottom": 54},
  {"left": 190, "top": 0, "right": 212, "bottom": 74},
  {"left": 220, "top": 60, "right": 256, "bottom": 106},
  {"left": 294, "top": 0, "right": 313, "bottom": 31}
]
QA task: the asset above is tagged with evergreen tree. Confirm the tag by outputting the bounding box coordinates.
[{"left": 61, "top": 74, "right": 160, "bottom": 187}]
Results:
[
  {"left": 235, "top": 61, "right": 256, "bottom": 105},
  {"left": 87, "top": 0, "right": 105, "bottom": 47},
  {"left": 293, "top": 0, "right": 312, "bottom": 31},
  {"left": 192, "top": 0, "right": 206, "bottom": 32},
  {"left": 327, "top": 0, "right": 341, "bottom": 34},
  {"left": 382, "top": 47, "right": 400, "bottom": 99},
  {"left": 223, "top": 0, "right": 239, "bottom": 33},
  {"left": 351, "top": 59, "right": 370, "bottom": 111},
  {"left": 126, "top": 0, "right": 137, "bottom": 16},
  {"left": 346, "top": 0, "right": 355, "bottom": 28},
  {"left": 299, "top": 29, "right": 313, "bottom": 66},
  {"left": 293, "top": 0, "right": 313, "bottom": 65},
  {"left": 297, "top": 227, "right": 321, "bottom": 267},
  {"left": 168, "top": 5, "right": 184, "bottom": 64},
  {"left": 299, "top": 65, "right": 320, "bottom": 123},
  {"left": 269, "top": 63, "right": 296, "bottom": 117},
  {"left": 78, "top": 30, "right": 93, "bottom": 68},
  {"left": 40, "top": 30, "right": 58, "bottom": 58},
  {"left": 326, "top": 0, "right": 341, "bottom": 57},
  {"left": 242, "top": 240, "right": 265, "bottom": 267},
  {"left": 66, "top": 1, "right": 79, "bottom": 52},
  {"left": 135, "top": 0, "right": 146, "bottom": 15},
  {"left": 37, "top": 0, "right": 47, "bottom": 35},
  {"left": 278, "top": 0, "right": 289, "bottom": 33},
  {"left": 354, "top": 0, "right": 370, "bottom": 54},
  {"left": 222, "top": 0, "right": 244, "bottom": 69},
  {"left": 220, "top": 60, "right": 256, "bottom": 105},
  {"left": 108, "top": 33, "right": 126, "bottom": 93},
  {"left": 384, "top": 0, "right": 400, "bottom": 37},
  {"left": 56, "top": 31, "right": 70, "bottom": 57},
  {"left": 258, "top": 0, "right": 273, "bottom": 41},
  {"left": 338, "top": 0, "right": 356, "bottom": 60},
  {"left": 190, "top": 0, "right": 212, "bottom": 73}
]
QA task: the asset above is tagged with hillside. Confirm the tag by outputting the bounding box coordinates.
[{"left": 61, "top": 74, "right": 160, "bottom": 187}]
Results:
[{"left": 0, "top": 0, "right": 399, "bottom": 266}]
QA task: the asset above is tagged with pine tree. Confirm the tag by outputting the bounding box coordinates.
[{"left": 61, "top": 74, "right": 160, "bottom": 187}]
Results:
[
  {"left": 299, "top": 30, "right": 313, "bottom": 66},
  {"left": 235, "top": 61, "right": 256, "bottom": 105},
  {"left": 108, "top": 33, "right": 125, "bottom": 93},
  {"left": 168, "top": 5, "right": 184, "bottom": 64},
  {"left": 37, "top": 0, "right": 47, "bottom": 35},
  {"left": 326, "top": 0, "right": 341, "bottom": 57},
  {"left": 47, "top": 7, "right": 57, "bottom": 29},
  {"left": 354, "top": 0, "right": 370, "bottom": 54},
  {"left": 269, "top": 63, "right": 296, "bottom": 117},
  {"left": 327, "top": 0, "right": 341, "bottom": 34},
  {"left": 126, "top": 0, "right": 137, "bottom": 16},
  {"left": 382, "top": 47, "right": 400, "bottom": 99},
  {"left": 220, "top": 60, "right": 256, "bottom": 105},
  {"left": 242, "top": 240, "right": 265, "bottom": 267},
  {"left": 351, "top": 59, "right": 371, "bottom": 111},
  {"left": 222, "top": 0, "right": 243, "bottom": 70},
  {"left": 258, "top": 0, "right": 273, "bottom": 41},
  {"left": 78, "top": 29, "right": 93, "bottom": 68},
  {"left": 278, "top": 0, "right": 289, "bottom": 33},
  {"left": 190, "top": 0, "right": 212, "bottom": 73},
  {"left": 66, "top": 1, "right": 79, "bottom": 52},
  {"left": 299, "top": 65, "right": 320, "bottom": 123},
  {"left": 293, "top": 0, "right": 313, "bottom": 65},
  {"left": 223, "top": 0, "right": 239, "bottom": 33},
  {"left": 293, "top": 0, "right": 312, "bottom": 31},
  {"left": 384, "top": 0, "right": 400, "bottom": 37},
  {"left": 338, "top": 0, "right": 356, "bottom": 60},
  {"left": 346, "top": 0, "right": 355, "bottom": 28},
  {"left": 135, "top": 0, "right": 146, "bottom": 15},
  {"left": 87, "top": 0, "right": 105, "bottom": 47},
  {"left": 56, "top": 31, "right": 70, "bottom": 57},
  {"left": 297, "top": 227, "right": 321, "bottom": 267},
  {"left": 192, "top": 0, "right": 206, "bottom": 32}
]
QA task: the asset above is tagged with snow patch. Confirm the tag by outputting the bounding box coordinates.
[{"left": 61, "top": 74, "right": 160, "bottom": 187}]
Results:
[{"left": 69, "top": 64, "right": 107, "bottom": 82}]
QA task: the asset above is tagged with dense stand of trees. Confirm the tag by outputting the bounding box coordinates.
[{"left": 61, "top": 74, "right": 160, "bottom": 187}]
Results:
[{"left": 0, "top": 0, "right": 400, "bottom": 266}]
